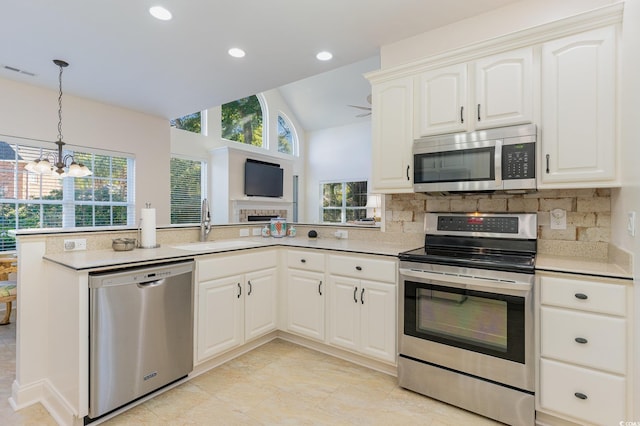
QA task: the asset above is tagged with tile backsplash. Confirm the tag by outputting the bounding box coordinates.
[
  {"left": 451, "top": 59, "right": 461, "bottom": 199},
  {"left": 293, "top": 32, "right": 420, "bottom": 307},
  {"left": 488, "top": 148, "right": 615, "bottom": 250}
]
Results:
[{"left": 384, "top": 189, "right": 611, "bottom": 259}]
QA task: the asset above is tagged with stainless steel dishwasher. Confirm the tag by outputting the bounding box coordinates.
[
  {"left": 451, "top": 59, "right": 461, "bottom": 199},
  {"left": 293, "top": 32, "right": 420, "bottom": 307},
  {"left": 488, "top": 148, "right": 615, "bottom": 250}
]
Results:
[{"left": 88, "top": 260, "right": 194, "bottom": 420}]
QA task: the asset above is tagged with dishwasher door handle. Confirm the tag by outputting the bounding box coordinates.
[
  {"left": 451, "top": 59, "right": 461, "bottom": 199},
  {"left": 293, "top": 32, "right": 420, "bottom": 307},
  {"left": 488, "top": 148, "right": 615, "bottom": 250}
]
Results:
[{"left": 137, "top": 279, "right": 165, "bottom": 288}]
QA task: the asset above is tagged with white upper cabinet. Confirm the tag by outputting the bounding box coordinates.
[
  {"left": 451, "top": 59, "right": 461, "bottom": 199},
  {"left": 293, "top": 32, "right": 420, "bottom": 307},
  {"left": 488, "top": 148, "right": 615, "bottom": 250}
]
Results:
[
  {"left": 416, "top": 63, "right": 468, "bottom": 136},
  {"left": 371, "top": 75, "right": 414, "bottom": 193},
  {"left": 540, "top": 25, "right": 618, "bottom": 187},
  {"left": 474, "top": 48, "right": 533, "bottom": 129},
  {"left": 416, "top": 48, "right": 533, "bottom": 137}
]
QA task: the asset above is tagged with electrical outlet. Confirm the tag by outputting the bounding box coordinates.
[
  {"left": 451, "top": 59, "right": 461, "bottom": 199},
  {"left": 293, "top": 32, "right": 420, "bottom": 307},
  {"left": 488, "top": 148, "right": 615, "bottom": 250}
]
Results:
[
  {"left": 550, "top": 209, "right": 566, "bottom": 230},
  {"left": 334, "top": 230, "right": 348, "bottom": 239},
  {"left": 628, "top": 211, "right": 636, "bottom": 237},
  {"left": 239, "top": 228, "right": 250, "bottom": 237},
  {"left": 252, "top": 227, "right": 262, "bottom": 236},
  {"left": 64, "top": 238, "right": 87, "bottom": 251}
]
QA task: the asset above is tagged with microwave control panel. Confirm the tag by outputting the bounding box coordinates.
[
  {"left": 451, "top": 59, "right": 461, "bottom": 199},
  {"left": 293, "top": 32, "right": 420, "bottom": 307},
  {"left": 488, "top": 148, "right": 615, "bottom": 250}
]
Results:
[{"left": 502, "top": 143, "right": 535, "bottom": 180}]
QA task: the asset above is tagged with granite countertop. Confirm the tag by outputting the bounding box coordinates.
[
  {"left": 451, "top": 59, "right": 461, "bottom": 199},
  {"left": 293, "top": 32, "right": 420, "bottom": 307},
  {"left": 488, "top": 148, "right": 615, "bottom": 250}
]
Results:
[
  {"left": 43, "top": 237, "right": 420, "bottom": 271},
  {"left": 536, "top": 253, "right": 633, "bottom": 280}
]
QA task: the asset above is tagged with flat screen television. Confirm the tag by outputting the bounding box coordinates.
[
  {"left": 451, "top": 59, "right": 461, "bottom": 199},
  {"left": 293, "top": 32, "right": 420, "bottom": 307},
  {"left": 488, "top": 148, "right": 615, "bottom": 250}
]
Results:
[{"left": 244, "top": 159, "right": 283, "bottom": 197}]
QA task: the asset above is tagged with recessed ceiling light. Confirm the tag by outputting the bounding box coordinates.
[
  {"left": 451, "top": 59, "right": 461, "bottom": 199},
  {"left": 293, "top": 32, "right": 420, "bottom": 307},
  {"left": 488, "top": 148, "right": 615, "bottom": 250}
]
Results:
[
  {"left": 316, "top": 51, "right": 333, "bottom": 61},
  {"left": 228, "top": 48, "right": 246, "bottom": 58},
  {"left": 149, "top": 6, "right": 172, "bottom": 21}
]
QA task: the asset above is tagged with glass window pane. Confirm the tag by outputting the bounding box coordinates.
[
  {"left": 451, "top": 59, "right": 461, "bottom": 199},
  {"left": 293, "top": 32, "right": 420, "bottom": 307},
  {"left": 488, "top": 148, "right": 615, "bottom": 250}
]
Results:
[
  {"left": 170, "top": 157, "right": 203, "bottom": 224},
  {"left": 75, "top": 205, "right": 93, "bottom": 227},
  {"left": 171, "top": 112, "right": 201, "bottom": 133},
  {"left": 346, "top": 208, "right": 367, "bottom": 221},
  {"left": 323, "top": 209, "right": 342, "bottom": 223},
  {"left": 346, "top": 181, "right": 367, "bottom": 207},
  {"left": 278, "top": 115, "right": 294, "bottom": 154},
  {"left": 112, "top": 206, "right": 128, "bottom": 226},
  {"left": 0, "top": 203, "right": 16, "bottom": 251},
  {"left": 322, "top": 183, "right": 342, "bottom": 207},
  {"left": 42, "top": 204, "right": 63, "bottom": 228},
  {"left": 221, "top": 95, "right": 263, "bottom": 147}
]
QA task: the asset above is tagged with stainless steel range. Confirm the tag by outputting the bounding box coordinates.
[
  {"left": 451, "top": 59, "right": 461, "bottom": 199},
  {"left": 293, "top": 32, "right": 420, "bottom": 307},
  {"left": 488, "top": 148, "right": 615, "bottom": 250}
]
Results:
[{"left": 398, "top": 212, "right": 537, "bottom": 426}]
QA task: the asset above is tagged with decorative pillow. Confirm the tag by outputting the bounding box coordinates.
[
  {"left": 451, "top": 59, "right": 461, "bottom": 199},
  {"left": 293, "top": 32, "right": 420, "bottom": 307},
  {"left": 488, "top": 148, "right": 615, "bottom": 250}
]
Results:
[{"left": 0, "top": 282, "right": 17, "bottom": 298}]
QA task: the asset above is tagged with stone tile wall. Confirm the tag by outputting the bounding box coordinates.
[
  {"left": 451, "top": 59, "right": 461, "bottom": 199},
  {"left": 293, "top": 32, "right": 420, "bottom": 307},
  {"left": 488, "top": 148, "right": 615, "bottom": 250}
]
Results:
[{"left": 384, "top": 189, "right": 611, "bottom": 259}]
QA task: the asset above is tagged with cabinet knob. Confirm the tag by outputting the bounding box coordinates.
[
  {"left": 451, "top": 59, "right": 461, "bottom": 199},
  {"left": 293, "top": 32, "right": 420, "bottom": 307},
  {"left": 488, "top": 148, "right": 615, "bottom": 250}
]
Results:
[
  {"left": 356, "top": 266, "right": 362, "bottom": 271},
  {"left": 574, "top": 293, "right": 588, "bottom": 300},
  {"left": 574, "top": 392, "right": 588, "bottom": 400},
  {"left": 575, "top": 337, "right": 588, "bottom": 344},
  {"left": 300, "top": 259, "right": 306, "bottom": 263}
]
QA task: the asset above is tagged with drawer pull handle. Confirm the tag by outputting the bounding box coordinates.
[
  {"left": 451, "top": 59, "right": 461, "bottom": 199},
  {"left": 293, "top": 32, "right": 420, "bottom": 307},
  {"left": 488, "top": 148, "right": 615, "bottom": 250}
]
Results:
[
  {"left": 318, "top": 280, "right": 323, "bottom": 296},
  {"left": 477, "top": 104, "right": 481, "bottom": 121},
  {"left": 237, "top": 282, "right": 242, "bottom": 298},
  {"left": 356, "top": 266, "right": 362, "bottom": 271},
  {"left": 353, "top": 287, "right": 358, "bottom": 303},
  {"left": 575, "top": 293, "right": 588, "bottom": 300},
  {"left": 460, "top": 106, "right": 464, "bottom": 123},
  {"left": 360, "top": 288, "right": 365, "bottom": 304},
  {"left": 574, "top": 392, "right": 588, "bottom": 400},
  {"left": 300, "top": 259, "right": 306, "bottom": 263},
  {"left": 575, "top": 337, "right": 588, "bottom": 344},
  {"left": 247, "top": 280, "right": 252, "bottom": 296}
]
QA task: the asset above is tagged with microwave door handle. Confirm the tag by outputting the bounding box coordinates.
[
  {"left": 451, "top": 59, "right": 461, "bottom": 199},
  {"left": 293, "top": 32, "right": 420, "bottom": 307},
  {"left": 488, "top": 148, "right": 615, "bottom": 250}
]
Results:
[{"left": 494, "top": 140, "right": 503, "bottom": 188}]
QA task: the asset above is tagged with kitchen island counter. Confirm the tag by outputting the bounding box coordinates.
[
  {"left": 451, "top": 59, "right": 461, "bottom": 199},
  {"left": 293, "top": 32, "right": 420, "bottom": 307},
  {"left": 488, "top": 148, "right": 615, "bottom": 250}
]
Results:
[{"left": 42, "top": 237, "right": 418, "bottom": 271}]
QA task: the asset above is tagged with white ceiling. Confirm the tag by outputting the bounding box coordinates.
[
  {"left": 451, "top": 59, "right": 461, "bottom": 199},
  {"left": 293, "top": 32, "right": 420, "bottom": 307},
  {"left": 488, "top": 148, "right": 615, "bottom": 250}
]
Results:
[{"left": 0, "top": 0, "right": 520, "bottom": 129}]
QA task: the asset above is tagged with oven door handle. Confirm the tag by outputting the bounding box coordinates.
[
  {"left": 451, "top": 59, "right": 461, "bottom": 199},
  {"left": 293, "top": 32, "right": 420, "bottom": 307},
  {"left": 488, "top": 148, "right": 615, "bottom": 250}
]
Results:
[{"left": 399, "top": 268, "right": 532, "bottom": 296}]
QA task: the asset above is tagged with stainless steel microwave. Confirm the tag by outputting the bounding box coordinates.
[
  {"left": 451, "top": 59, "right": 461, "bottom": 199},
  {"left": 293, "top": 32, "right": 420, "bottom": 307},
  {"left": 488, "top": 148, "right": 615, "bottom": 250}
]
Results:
[{"left": 413, "top": 124, "right": 536, "bottom": 193}]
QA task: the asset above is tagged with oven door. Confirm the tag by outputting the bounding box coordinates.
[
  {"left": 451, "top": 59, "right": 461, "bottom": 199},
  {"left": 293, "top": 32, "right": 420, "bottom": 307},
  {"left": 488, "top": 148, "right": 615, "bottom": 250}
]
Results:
[
  {"left": 413, "top": 139, "right": 502, "bottom": 193},
  {"left": 399, "top": 266, "right": 534, "bottom": 391}
]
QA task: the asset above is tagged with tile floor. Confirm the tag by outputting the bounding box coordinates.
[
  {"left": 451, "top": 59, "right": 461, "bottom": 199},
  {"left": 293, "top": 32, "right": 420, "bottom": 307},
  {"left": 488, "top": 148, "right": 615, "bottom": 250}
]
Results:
[{"left": 0, "top": 309, "right": 500, "bottom": 425}]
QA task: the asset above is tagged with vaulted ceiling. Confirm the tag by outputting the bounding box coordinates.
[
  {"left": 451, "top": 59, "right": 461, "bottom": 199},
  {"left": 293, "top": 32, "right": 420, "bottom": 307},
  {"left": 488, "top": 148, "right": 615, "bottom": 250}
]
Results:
[{"left": 0, "top": 1, "right": 520, "bottom": 129}]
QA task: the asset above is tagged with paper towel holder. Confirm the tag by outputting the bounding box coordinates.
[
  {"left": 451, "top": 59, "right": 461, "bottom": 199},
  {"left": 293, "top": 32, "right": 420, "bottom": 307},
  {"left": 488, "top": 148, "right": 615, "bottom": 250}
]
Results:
[{"left": 137, "top": 203, "right": 160, "bottom": 249}]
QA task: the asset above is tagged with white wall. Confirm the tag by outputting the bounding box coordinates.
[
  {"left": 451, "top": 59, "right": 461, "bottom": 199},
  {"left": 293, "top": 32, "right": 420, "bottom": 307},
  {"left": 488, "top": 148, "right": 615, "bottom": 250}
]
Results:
[
  {"left": 381, "top": 0, "right": 616, "bottom": 68},
  {"left": 305, "top": 121, "right": 372, "bottom": 223},
  {"left": 0, "top": 77, "right": 171, "bottom": 224},
  {"left": 611, "top": 0, "right": 640, "bottom": 411}
]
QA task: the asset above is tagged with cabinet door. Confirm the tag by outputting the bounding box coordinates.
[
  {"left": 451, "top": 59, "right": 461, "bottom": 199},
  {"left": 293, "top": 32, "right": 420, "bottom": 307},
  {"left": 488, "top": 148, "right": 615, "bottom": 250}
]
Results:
[
  {"left": 540, "top": 26, "right": 617, "bottom": 186},
  {"left": 371, "top": 76, "right": 414, "bottom": 193},
  {"left": 416, "top": 63, "right": 467, "bottom": 136},
  {"left": 286, "top": 269, "right": 325, "bottom": 341},
  {"left": 327, "top": 275, "right": 360, "bottom": 352},
  {"left": 244, "top": 268, "right": 277, "bottom": 341},
  {"left": 359, "top": 280, "right": 396, "bottom": 363},
  {"left": 474, "top": 47, "right": 533, "bottom": 129},
  {"left": 197, "top": 275, "right": 244, "bottom": 361}
]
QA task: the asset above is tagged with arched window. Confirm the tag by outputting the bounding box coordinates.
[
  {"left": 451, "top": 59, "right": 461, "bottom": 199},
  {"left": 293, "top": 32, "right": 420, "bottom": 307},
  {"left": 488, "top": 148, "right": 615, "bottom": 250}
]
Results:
[
  {"left": 221, "top": 95, "right": 264, "bottom": 147},
  {"left": 277, "top": 113, "right": 297, "bottom": 155}
]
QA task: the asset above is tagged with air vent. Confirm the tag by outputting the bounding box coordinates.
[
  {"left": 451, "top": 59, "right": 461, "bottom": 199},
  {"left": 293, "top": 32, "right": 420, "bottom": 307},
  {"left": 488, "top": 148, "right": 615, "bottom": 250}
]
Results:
[{"left": 2, "top": 65, "right": 37, "bottom": 77}]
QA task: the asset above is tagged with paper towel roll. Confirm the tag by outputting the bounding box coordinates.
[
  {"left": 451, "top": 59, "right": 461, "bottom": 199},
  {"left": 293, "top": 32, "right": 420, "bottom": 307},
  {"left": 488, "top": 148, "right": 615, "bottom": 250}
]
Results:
[{"left": 140, "top": 208, "right": 156, "bottom": 248}]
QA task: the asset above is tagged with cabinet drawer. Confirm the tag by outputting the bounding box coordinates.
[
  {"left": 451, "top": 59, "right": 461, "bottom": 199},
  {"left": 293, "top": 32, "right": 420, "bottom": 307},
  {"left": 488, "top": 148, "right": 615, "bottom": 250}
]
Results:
[
  {"left": 540, "top": 306, "right": 626, "bottom": 374},
  {"left": 539, "top": 358, "right": 625, "bottom": 425},
  {"left": 540, "top": 276, "right": 626, "bottom": 316},
  {"left": 198, "top": 249, "right": 277, "bottom": 282},
  {"left": 287, "top": 250, "right": 325, "bottom": 272},
  {"left": 328, "top": 254, "right": 396, "bottom": 283}
]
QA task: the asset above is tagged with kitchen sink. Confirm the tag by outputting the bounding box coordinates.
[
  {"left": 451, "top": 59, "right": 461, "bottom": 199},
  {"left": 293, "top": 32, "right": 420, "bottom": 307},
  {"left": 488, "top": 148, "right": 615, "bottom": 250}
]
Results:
[{"left": 171, "top": 240, "right": 267, "bottom": 251}]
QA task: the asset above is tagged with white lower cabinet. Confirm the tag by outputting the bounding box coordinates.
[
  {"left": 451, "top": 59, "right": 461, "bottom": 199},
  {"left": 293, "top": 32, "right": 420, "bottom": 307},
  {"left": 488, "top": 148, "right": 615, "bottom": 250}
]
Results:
[
  {"left": 327, "top": 254, "right": 397, "bottom": 363},
  {"left": 536, "top": 272, "right": 632, "bottom": 425},
  {"left": 286, "top": 249, "right": 326, "bottom": 341},
  {"left": 196, "top": 250, "right": 277, "bottom": 363}
]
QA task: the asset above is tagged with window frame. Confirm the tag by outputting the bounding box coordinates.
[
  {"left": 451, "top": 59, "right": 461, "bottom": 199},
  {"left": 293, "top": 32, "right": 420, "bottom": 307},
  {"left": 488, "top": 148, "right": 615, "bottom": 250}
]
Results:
[
  {"left": 277, "top": 112, "right": 298, "bottom": 156},
  {"left": 320, "top": 180, "right": 368, "bottom": 224},
  {"left": 220, "top": 94, "right": 267, "bottom": 149},
  {"left": 0, "top": 135, "right": 135, "bottom": 252}
]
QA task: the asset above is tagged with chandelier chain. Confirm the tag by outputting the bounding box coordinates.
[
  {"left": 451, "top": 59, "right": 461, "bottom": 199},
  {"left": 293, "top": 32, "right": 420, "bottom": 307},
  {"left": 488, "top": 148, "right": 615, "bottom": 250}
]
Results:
[{"left": 57, "top": 63, "right": 64, "bottom": 142}]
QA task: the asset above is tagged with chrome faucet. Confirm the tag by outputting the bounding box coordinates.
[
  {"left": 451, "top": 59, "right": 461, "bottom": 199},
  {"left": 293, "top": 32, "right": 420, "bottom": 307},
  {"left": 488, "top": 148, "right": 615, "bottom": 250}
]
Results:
[{"left": 200, "top": 198, "right": 211, "bottom": 242}]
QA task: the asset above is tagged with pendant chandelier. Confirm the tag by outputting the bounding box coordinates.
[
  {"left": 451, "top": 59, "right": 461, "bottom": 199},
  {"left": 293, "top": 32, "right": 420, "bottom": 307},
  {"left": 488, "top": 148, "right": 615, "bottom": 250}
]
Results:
[{"left": 25, "top": 60, "right": 92, "bottom": 178}]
